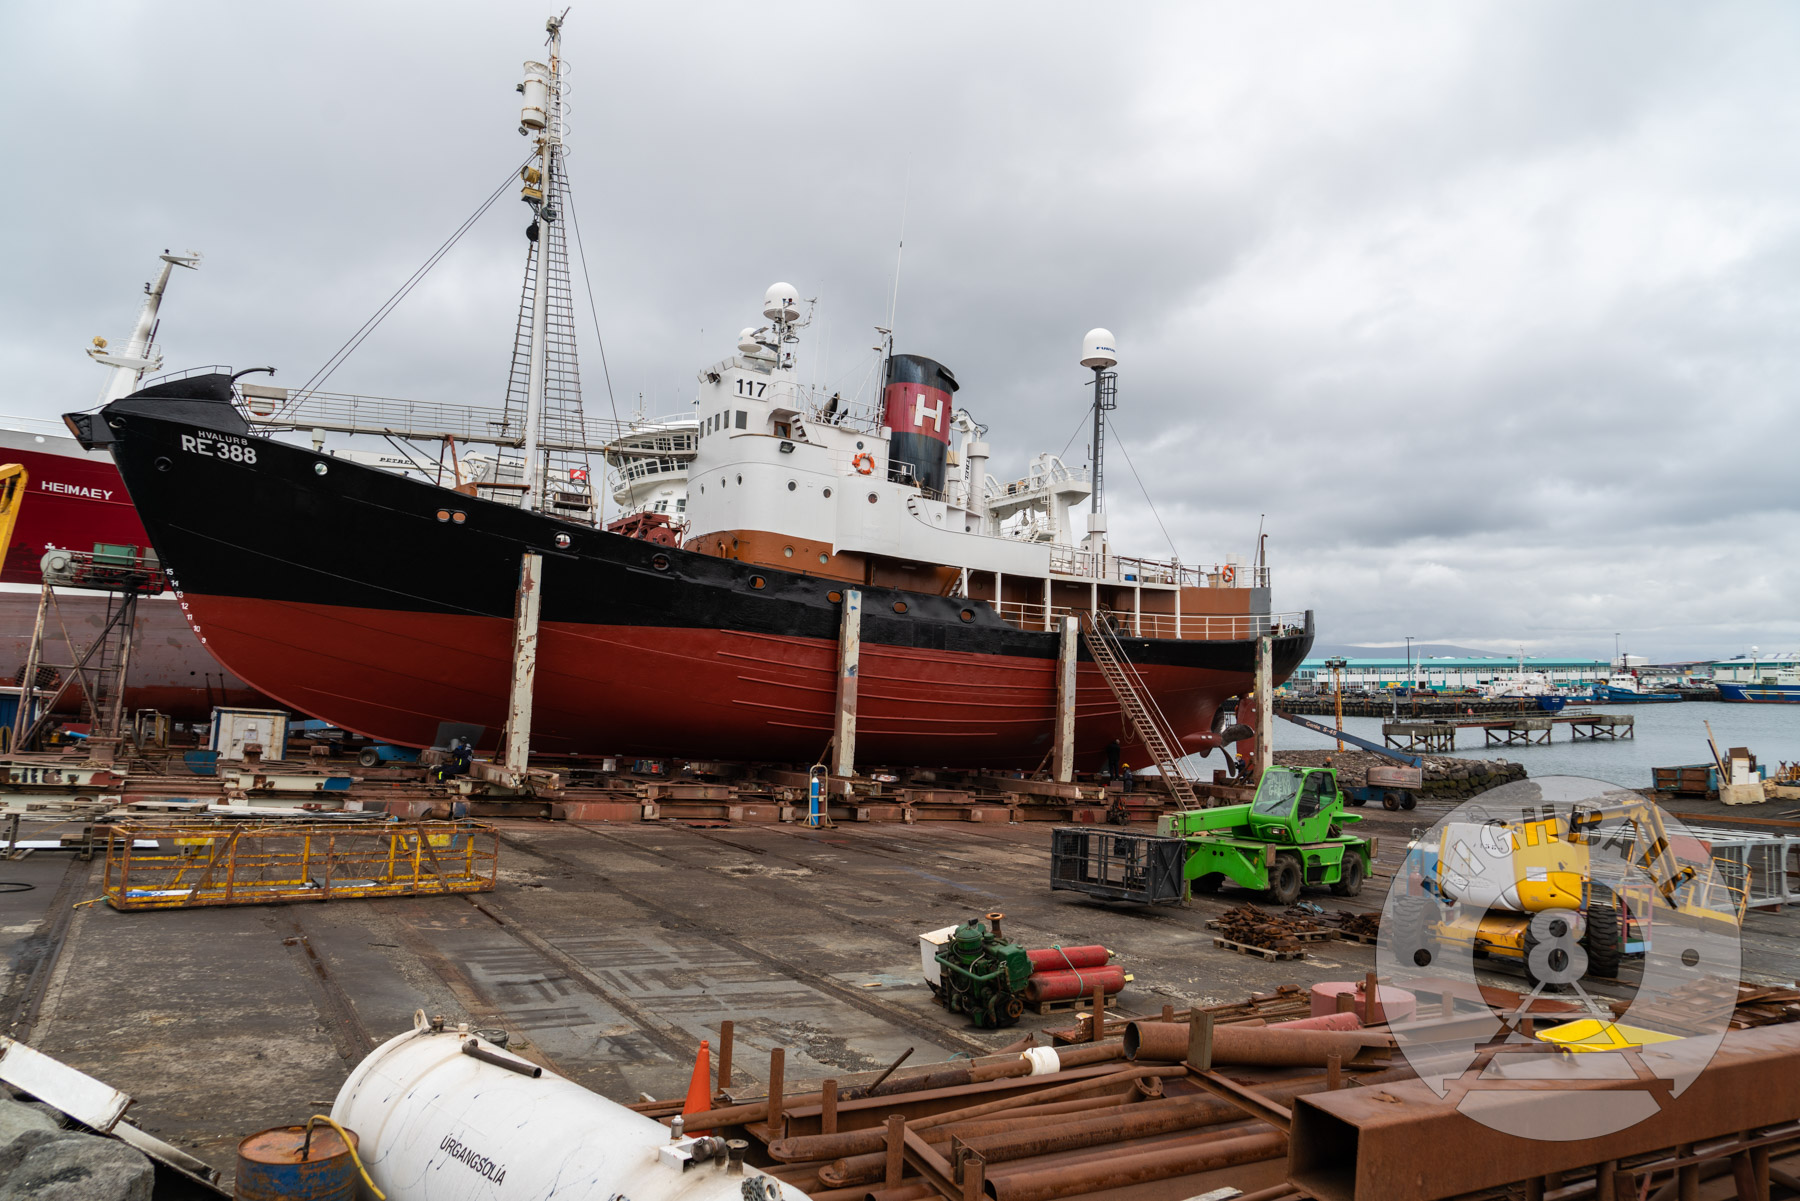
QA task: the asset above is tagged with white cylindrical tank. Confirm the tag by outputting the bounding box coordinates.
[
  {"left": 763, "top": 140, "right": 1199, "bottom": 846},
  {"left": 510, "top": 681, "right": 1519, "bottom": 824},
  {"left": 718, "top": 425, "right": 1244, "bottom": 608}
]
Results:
[
  {"left": 763, "top": 283, "right": 800, "bottom": 322},
  {"left": 1079, "top": 328, "right": 1118, "bottom": 369},
  {"left": 333, "top": 1014, "right": 812, "bottom": 1201},
  {"left": 520, "top": 61, "right": 551, "bottom": 131}
]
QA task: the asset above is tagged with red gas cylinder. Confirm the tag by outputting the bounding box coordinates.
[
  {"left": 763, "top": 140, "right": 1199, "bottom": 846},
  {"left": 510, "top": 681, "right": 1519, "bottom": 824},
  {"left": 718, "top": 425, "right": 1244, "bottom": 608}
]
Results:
[
  {"left": 1023, "top": 965, "right": 1129, "bottom": 1004},
  {"left": 1025, "top": 945, "right": 1111, "bottom": 973}
]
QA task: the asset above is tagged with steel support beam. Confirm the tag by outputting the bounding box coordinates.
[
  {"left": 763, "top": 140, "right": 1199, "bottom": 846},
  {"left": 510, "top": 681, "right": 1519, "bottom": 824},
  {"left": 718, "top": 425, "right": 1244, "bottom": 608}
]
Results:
[
  {"left": 1052, "top": 616, "right": 1078, "bottom": 783},
  {"left": 1254, "top": 634, "right": 1273, "bottom": 779},
  {"left": 833, "top": 589, "right": 862, "bottom": 778}
]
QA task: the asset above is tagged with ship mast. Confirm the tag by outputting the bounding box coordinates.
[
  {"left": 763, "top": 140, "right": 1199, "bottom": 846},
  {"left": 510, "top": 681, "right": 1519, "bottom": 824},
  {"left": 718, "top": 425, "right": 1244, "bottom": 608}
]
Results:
[
  {"left": 1079, "top": 329, "right": 1118, "bottom": 561},
  {"left": 517, "top": 17, "right": 563, "bottom": 512},
  {"left": 88, "top": 251, "right": 201, "bottom": 403}
]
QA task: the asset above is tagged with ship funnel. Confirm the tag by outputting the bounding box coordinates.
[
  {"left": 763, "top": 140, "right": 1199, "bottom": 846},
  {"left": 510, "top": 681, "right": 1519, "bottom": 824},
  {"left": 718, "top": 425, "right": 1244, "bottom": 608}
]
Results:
[
  {"left": 883, "top": 354, "right": 959, "bottom": 495},
  {"left": 1080, "top": 328, "right": 1118, "bottom": 370}
]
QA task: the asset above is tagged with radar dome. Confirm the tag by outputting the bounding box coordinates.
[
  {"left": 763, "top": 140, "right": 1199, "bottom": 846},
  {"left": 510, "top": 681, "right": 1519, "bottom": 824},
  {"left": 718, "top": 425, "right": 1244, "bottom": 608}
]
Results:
[
  {"left": 763, "top": 283, "right": 800, "bottom": 322},
  {"left": 1080, "top": 328, "right": 1118, "bottom": 370},
  {"left": 737, "top": 328, "right": 762, "bottom": 354}
]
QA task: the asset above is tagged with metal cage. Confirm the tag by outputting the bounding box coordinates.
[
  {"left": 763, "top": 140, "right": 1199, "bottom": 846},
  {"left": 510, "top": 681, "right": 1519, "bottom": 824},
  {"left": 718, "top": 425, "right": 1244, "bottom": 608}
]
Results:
[{"left": 1049, "top": 827, "right": 1187, "bottom": 905}]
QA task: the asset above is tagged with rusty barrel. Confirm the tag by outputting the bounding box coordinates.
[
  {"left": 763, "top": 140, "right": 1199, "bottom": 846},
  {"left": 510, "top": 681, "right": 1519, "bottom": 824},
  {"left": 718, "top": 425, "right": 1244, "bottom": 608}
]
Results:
[{"left": 235, "top": 1125, "right": 359, "bottom": 1201}]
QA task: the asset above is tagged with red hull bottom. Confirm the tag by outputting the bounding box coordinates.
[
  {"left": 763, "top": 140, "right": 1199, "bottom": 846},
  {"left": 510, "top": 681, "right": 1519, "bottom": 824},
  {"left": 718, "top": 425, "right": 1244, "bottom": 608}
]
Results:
[
  {"left": 186, "top": 595, "right": 1251, "bottom": 770},
  {"left": 0, "top": 589, "right": 266, "bottom": 722}
]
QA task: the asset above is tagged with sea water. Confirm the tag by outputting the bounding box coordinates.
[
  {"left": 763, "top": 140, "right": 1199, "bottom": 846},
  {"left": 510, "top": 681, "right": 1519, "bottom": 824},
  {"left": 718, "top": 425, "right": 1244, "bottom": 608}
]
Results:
[{"left": 1269, "top": 700, "right": 1800, "bottom": 791}]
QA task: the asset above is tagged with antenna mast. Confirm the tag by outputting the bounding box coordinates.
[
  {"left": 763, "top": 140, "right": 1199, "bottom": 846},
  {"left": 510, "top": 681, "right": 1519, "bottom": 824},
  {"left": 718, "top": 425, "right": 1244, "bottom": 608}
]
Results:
[
  {"left": 89, "top": 250, "right": 201, "bottom": 402},
  {"left": 1079, "top": 328, "right": 1118, "bottom": 558},
  {"left": 503, "top": 12, "right": 589, "bottom": 517}
]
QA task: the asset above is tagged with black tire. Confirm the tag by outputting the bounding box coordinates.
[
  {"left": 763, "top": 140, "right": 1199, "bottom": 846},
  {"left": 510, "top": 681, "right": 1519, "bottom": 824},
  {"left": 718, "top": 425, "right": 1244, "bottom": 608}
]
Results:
[
  {"left": 1192, "top": 872, "right": 1224, "bottom": 894},
  {"left": 358, "top": 747, "right": 381, "bottom": 768},
  {"left": 1400, "top": 792, "right": 1417, "bottom": 811},
  {"left": 1584, "top": 890, "right": 1623, "bottom": 979},
  {"left": 1265, "top": 855, "right": 1303, "bottom": 905},
  {"left": 1382, "top": 793, "right": 1400, "bottom": 811},
  {"left": 1522, "top": 913, "right": 1577, "bottom": 991},
  {"left": 1330, "top": 854, "right": 1366, "bottom": 897},
  {"left": 1350, "top": 794, "right": 1368, "bottom": 807},
  {"left": 1391, "top": 894, "right": 1436, "bottom": 968}
]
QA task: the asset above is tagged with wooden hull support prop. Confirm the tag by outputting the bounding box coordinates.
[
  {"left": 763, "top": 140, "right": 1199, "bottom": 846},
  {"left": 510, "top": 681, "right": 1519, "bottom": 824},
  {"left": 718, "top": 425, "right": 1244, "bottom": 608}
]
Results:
[
  {"left": 1053, "top": 615, "right": 1079, "bottom": 783},
  {"left": 833, "top": 589, "right": 862, "bottom": 779}
]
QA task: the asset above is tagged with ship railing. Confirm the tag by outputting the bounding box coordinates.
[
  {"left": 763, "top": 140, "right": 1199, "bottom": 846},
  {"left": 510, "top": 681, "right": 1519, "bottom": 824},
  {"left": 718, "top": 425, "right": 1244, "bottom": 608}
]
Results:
[
  {"left": 236, "top": 386, "right": 656, "bottom": 455},
  {"left": 1046, "top": 547, "right": 1263, "bottom": 588},
  {"left": 993, "top": 601, "right": 1077, "bottom": 632},
  {"left": 988, "top": 602, "right": 1308, "bottom": 642}
]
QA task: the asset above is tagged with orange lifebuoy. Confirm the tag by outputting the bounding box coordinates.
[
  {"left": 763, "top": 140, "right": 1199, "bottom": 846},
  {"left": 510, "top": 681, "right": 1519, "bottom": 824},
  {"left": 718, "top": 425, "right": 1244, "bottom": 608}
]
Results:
[
  {"left": 1221, "top": 564, "right": 1236, "bottom": 584},
  {"left": 852, "top": 452, "right": 875, "bottom": 475}
]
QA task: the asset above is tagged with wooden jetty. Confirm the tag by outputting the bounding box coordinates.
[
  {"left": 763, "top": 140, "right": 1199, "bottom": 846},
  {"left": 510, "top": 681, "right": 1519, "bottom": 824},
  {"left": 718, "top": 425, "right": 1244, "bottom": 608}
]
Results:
[{"left": 1383, "top": 711, "right": 1634, "bottom": 752}]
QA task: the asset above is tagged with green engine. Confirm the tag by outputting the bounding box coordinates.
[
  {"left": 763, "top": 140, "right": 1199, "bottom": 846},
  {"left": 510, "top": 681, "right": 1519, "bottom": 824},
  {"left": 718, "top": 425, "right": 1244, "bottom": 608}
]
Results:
[{"left": 934, "top": 913, "right": 1032, "bottom": 1028}]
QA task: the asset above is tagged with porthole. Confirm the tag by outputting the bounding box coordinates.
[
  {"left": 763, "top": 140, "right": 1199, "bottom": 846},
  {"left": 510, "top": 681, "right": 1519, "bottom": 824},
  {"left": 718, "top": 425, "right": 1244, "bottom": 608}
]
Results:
[
  {"left": 452, "top": 512, "right": 467, "bottom": 525},
  {"left": 314, "top": 463, "right": 329, "bottom": 476},
  {"left": 893, "top": 600, "right": 909, "bottom": 614},
  {"left": 154, "top": 456, "right": 172, "bottom": 472},
  {"left": 855, "top": 441, "right": 865, "bottom": 450},
  {"left": 750, "top": 575, "right": 766, "bottom": 590},
  {"left": 818, "top": 552, "right": 829, "bottom": 564},
  {"left": 783, "top": 546, "right": 794, "bottom": 558},
  {"left": 823, "top": 487, "right": 832, "bottom": 498},
  {"left": 960, "top": 608, "right": 976, "bottom": 623},
  {"left": 737, "top": 474, "right": 743, "bottom": 485},
  {"left": 827, "top": 590, "right": 842, "bottom": 604},
  {"left": 787, "top": 480, "right": 797, "bottom": 491},
  {"left": 555, "top": 533, "right": 571, "bottom": 549},
  {"left": 651, "top": 553, "right": 671, "bottom": 572},
  {"left": 436, "top": 510, "right": 451, "bottom": 522},
  {"left": 867, "top": 493, "right": 878, "bottom": 504}
]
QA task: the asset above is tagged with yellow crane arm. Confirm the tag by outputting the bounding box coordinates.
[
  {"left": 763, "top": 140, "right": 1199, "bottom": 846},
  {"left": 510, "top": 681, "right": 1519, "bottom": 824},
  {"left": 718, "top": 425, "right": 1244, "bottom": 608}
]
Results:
[{"left": 0, "top": 464, "right": 25, "bottom": 568}]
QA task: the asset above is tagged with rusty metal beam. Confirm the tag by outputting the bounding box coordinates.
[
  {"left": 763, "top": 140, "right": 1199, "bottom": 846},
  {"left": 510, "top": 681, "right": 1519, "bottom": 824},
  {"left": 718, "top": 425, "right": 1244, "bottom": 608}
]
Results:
[{"left": 1289, "top": 1024, "right": 1800, "bottom": 1201}]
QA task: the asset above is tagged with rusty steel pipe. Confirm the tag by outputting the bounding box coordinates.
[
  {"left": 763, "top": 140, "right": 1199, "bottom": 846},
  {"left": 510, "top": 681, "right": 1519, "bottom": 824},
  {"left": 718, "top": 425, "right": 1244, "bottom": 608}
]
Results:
[
  {"left": 774, "top": 1100, "right": 1134, "bottom": 1164},
  {"left": 983, "top": 1129, "right": 1289, "bottom": 1201},
  {"left": 1048, "top": 1042, "right": 1126, "bottom": 1068},
  {"left": 1124, "top": 1021, "right": 1389, "bottom": 1068},
  {"left": 863, "top": 1185, "right": 935, "bottom": 1201},
  {"left": 821, "top": 1096, "right": 1260, "bottom": 1186},
  {"left": 679, "top": 1054, "right": 1061, "bottom": 1131},
  {"left": 821, "top": 1066, "right": 1421, "bottom": 1188}
]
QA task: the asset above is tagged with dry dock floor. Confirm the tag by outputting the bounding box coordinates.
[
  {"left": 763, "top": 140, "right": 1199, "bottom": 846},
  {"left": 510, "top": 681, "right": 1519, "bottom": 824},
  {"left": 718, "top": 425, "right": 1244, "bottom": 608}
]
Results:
[{"left": 1, "top": 798, "right": 1795, "bottom": 1186}]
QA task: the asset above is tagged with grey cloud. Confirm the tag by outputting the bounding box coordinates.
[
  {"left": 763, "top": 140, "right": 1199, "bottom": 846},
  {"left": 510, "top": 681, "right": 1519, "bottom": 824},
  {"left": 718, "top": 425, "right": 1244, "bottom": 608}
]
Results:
[{"left": 2, "top": 0, "right": 1796, "bottom": 660}]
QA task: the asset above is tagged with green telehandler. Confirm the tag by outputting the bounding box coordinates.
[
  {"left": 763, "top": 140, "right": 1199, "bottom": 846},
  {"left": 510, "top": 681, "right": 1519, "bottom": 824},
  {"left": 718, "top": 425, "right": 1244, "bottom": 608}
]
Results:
[{"left": 1050, "top": 765, "right": 1376, "bottom": 906}]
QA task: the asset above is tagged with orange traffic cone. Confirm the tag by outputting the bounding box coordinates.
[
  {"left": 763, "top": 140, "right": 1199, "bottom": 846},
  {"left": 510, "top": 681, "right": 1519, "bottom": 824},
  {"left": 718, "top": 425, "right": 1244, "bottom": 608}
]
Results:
[{"left": 681, "top": 1039, "right": 713, "bottom": 1135}]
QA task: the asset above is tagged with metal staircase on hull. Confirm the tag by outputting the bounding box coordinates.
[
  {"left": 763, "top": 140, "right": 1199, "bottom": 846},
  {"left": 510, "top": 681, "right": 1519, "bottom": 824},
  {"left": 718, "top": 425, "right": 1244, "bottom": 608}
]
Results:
[{"left": 1079, "top": 612, "right": 1202, "bottom": 808}]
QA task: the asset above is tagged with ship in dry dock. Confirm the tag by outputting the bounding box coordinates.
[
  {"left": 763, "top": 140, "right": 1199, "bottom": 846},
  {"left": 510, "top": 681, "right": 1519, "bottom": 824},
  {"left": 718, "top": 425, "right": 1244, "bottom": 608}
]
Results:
[{"left": 64, "top": 17, "right": 1312, "bottom": 770}]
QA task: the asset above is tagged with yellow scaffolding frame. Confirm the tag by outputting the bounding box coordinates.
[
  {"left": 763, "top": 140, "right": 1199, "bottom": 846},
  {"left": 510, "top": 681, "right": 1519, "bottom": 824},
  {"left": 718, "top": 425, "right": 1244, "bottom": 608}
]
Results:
[{"left": 100, "top": 820, "right": 499, "bottom": 910}]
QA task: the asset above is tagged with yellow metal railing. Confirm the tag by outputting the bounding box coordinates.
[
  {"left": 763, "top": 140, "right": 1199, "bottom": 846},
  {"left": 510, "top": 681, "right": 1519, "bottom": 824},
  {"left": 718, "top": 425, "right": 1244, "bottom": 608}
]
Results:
[{"left": 100, "top": 820, "right": 499, "bottom": 910}]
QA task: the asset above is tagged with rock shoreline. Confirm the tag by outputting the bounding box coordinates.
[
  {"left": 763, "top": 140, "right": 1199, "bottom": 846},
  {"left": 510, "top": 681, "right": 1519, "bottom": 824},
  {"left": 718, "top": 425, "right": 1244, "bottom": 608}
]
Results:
[{"left": 1273, "top": 748, "right": 1528, "bottom": 800}]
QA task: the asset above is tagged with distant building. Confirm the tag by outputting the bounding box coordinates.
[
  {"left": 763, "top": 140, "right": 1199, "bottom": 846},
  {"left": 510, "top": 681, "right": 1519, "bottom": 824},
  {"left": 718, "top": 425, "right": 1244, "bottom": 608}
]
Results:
[
  {"left": 1713, "top": 652, "right": 1800, "bottom": 684},
  {"left": 1293, "top": 656, "right": 1609, "bottom": 689}
]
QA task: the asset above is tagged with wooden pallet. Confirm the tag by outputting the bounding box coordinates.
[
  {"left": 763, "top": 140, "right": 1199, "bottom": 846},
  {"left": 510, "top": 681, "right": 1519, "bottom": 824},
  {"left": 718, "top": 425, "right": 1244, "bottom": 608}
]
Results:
[
  {"left": 1032, "top": 993, "right": 1124, "bottom": 1016},
  {"left": 1212, "top": 936, "right": 1307, "bottom": 962},
  {"left": 1206, "top": 921, "right": 1334, "bottom": 943},
  {"left": 1337, "top": 930, "right": 1380, "bottom": 946}
]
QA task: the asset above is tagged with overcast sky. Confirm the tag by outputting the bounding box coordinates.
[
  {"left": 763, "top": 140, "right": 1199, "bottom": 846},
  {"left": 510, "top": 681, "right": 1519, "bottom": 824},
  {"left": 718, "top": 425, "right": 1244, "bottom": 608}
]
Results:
[{"left": 3, "top": 2, "right": 1795, "bottom": 661}]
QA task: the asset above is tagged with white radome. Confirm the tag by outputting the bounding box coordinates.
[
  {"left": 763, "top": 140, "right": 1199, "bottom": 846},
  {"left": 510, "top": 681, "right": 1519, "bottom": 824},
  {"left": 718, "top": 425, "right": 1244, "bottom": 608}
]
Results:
[
  {"left": 1080, "top": 328, "right": 1118, "bottom": 369},
  {"left": 763, "top": 282, "right": 801, "bottom": 322},
  {"left": 737, "top": 328, "right": 762, "bottom": 355}
]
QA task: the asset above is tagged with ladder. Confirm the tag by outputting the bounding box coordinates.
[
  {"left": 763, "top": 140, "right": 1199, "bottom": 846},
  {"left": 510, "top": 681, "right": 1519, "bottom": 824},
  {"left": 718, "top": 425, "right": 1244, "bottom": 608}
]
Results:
[{"left": 1079, "top": 612, "right": 1202, "bottom": 808}]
